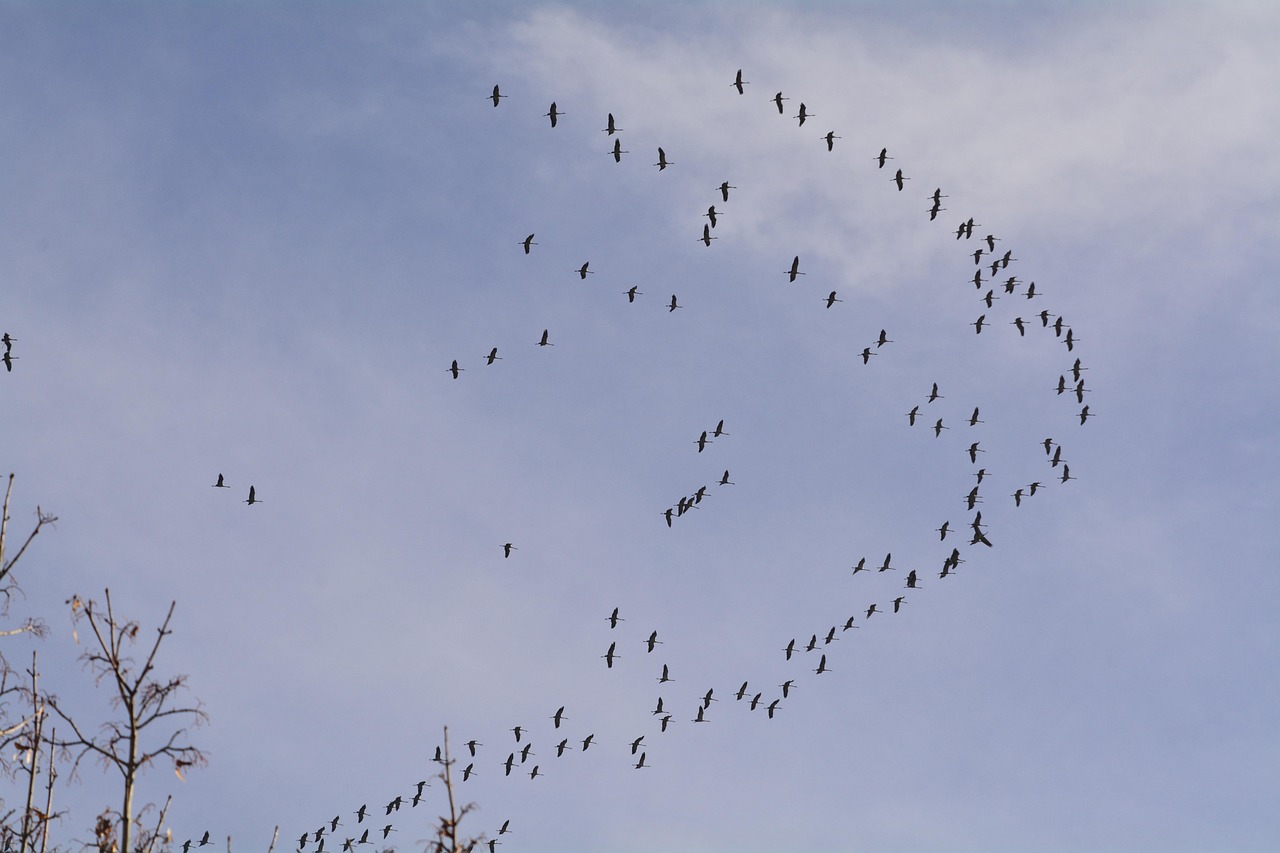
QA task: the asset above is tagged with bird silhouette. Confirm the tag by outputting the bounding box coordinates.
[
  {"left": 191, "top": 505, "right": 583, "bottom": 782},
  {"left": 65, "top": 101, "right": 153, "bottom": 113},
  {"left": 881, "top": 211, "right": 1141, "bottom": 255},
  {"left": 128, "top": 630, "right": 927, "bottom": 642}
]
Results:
[
  {"left": 245, "top": 486, "right": 260, "bottom": 505},
  {"left": 607, "top": 607, "right": 623, "bottom": 628},
  {"left": 602, "top": 641, "right": 618, "bottom": 668},
  {"left": 543, "top": 102, "right": 562, "bottom": 127},
  {"left": 669, "top": 293, "right": 682, "bottom": 311},
  {"left": 822, "top": 131, "right": 840, "bottom": 151},
  {"left": 795, "top": 103, "right": 813, "bottom": 125},
  {"left": 906, "top": 405, "right": 920, "bottom": 426},
  {"left": 552, "top": 706, "right": 566, "bottom": 728},
  {"left": 213, "top": 474, "right": 229, "bottom": 488},
  {"left": 447, "top": 359, "right": 463, "bottom": 379},
  {"left": 699, "top": 224, "right": 716, "bottom": 247},
  {"left": 610, "top": 138, "right": 628, "bottom": 162},
  {"left": 732, "top": 69, "right": 749, "bottom": 94},
  {"left": 786, "top": 255, "right": 804, "bottom": 282},
  {"left": 928, "top": 382, "right": 944, "bottom": 402},
  {"left": 654, "top": 147, "right": 673, "bottom": 170},
  {"left": 772, "top": 92, "right": 789, "bottom": 113},
  {"left": 602, "top": 112, "right": 622, "bottom": 134},
  {"left": 893, "top": 169, "right": 909, "bottom": 190},
  {"left": 537, "top": 329, "right": 553, "bottom": 347},
  {"left": 825, "top": 291, "right": 842, "bottom": 308},
  {"left": 646, "top": 630, "right": 662, "bottom": 652},
  {"left": 576, "top": 262, "right": 592, "bottom": 279},
  {"left": 625, "top": 286, "right": 642, "bottom": 303},
  {"left": 876, "top": 147, "right": 892, "bottom": 168},
  {"left": 717, "top": 181, "right": 736, "bottom": 202},
  {"left": 860, "top": 347, "right": 876, "bottom": 364},
  {"left": 489, "top": 84, "right": 506, "bottom": 107}
]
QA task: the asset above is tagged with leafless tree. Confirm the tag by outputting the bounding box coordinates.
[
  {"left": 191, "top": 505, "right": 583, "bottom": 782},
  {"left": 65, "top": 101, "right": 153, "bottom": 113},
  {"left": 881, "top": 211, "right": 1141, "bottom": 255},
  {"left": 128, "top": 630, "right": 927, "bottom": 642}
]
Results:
[
  {"left": 46, "top": 590, "right": 206, "bottom": 853},
  {"left": 429, "top": 727, "right": 484, "bottom": 853}
]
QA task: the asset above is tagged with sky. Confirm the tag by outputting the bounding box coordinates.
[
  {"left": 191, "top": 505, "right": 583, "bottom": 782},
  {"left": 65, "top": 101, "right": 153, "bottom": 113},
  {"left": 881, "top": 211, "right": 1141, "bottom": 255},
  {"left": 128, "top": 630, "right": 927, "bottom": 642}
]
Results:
[{"left": 2, "top": 2, "right": 1278, "bottom": 852}]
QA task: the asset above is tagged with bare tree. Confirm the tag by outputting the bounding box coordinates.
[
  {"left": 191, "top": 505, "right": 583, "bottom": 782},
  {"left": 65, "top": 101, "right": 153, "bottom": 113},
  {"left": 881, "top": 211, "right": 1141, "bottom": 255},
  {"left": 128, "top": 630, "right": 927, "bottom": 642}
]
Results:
[
  {"left": 429, "top": 727, "right": 484, "bottom": 853},
  {"left": 46, "top": 590, "right": 206, "bottom": 853}
]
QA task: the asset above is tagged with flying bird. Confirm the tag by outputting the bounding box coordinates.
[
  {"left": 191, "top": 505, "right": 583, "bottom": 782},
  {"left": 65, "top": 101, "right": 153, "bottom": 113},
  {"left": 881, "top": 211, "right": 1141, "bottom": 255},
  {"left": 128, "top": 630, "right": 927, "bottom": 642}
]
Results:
[
  {"left": 654, "top": 147, "right": 673, "bottom": 170},
  {"left": 602, "top": 641, "right": 618, "bottom": 668},
  {"left": 718, "top": 181, "right": 736, "bottom": 202},
  {"left": 489, "top": 84, "right": 506, "bottom": 107},
  {"left": 795, "top": 103, "right": 813, "bottom": 125},
  {"left": 213, "top": 474, "right": 229, "bottom": 488},
  {"left": 822, "top": 131, "right": 840, "bottom": 151},
  {"left": 732, "top": 69, "right": 749, "bottom": 94},
  {"left": 625, "top": 286, "right": 642, "bottom": 303},
  {"left": 537, "top": 329, "right": 553, "bottom": 347},
  {"left": 502, "top": 543, "right": 516, "bottom": 558},
  {"left": 602, "top": 112, "right": 622, "bottom": 134},
  {"left": 875, "top": 147, "right": 892, "bottom": 168},
  {"left": 610, "top": 138, "right": 628, "bottom": 162},
  {"left": 543, "top": 102, "right": 562, "bottom": 127},
  {"left": 877, "top": 329, "right": 893, "bottom": 347},
  {"left": 928, "top": 382, "right": 943, "bottom": 402},
  {"left": 245, "top": 486, "right": 260, "bottom": 505},
  {"left": 607, "top": 607, "right": 623, "bottom": 628},
  {"left": 785, "top": 255, "right": 804, "bottom": 282},
  {"left": 893, "top": 168, "right": 909, "bottom": 190},
  {"left": 699, "top": 224, "right": 716, "bottom": 246},
  {"left": 825, "top": 291, "right": 842, "bottom": 308},
  {"left": 646, "top": 630, "right": 662, "bottom": 652},
  {"left": 485, "top": 347, "right": 502, "bottom": 365},
  {"left": 772, "top": 92, "right": 789, "bottom": 113},
  {"left": 520, "top": 233, "right": 537, "bottom": 254},
  {"left": 447, "top": 359, "right": 463, "bottom": 379},
  {"left": 576, "top": 261, "right": 592, "bottom": 279},
  {"left": 669, "top": 293, "right": 682, "bottom": 311}
]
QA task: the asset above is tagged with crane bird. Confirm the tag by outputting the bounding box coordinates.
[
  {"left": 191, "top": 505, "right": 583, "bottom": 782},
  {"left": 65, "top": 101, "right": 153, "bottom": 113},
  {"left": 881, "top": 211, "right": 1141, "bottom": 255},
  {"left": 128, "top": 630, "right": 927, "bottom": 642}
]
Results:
[
  {"left": 602, "top": 112, "right": 622, "bottom": 134},
  {"left": 576, "top": 261, "right": 592, "bottom": 279},
  {"left": 696, "top": 430, "right": 712, "bottom": 452},
  {"left": 933, "top": 418, "right": 948, "bottom": 437},
  {"left": 543, "top": 102, "right": 562, "bottom": 127},
  {"left": 972, "top": 314, "right": 987, "bottom": 334},
  {"left": 646, "top": 630, "right": 662, "bottom": 652},
  {"left": 489, "top": 84, "right": 506, "bottom": 107},
  {"left": 245, "top": 486, "right": 260, "bottom": 505},
  {"left": 1026, "top": 281, "right": 1039, "bottom": 299},
  {"left": 654, "top": 147, "right": 673, "bottom": 170},
  {"left": 937, "top": 521, "right": 950, "bottom": 540},
  {"left": 736, "top": 681, "right": 750, "bottom": 700},
  {"left": 785, "top": 255, "right": 804, "bottom": 282},
  {"left": 928, "top": 382, "right": 944, "bottom": 402},
  {"left": 1071, "top": 357, "right": 1088, "bottom": 382},
  {"left": 485, "top": 347, "right": 501, "bottom": 365},
  {"left": 607, "top": 607, "right": 624, "bottom": 628},
  {"left": 1013, "top": 488, "right": 1024, "bottom": 507},
  {"left": 967, "top": 442, "right": 984, "bottom": 464},
  {"left": 693, "top": 706, "right": 707, "bottom": 723},
  {"left": 906, "top": 405, "right": 919, "bottom": 425},
  {"left": 610, "top": 138, "right": 628, "bottom": 162},
  {"left": 771, "top": 91, "right": 788, "bottom": 113},
  {"left": 877, "top": 329, "right": 893, "bottom": 347},
  {"left": 893, "top": 168, "right": 909, "bottom": 190},
  {"left": 712, "top": 419, "right": 729, "bottom": 437},
  {"left": 1079, "top": 405, "right": 1094, "bottom": 425},
  {"left": 879, "top": 553, "right": 895, "bottom": 572},
  {"left": 602, "top": 642, "right": 618, "bottom": 668},
  {"left": 822, "top": 130, "right": 840, "bottom": 151},
  {"left": 537, "top": 329, "right": 553, "bottom": 347},
  {"left": 783, "top": 638, "right": 796, "bottom": 659},
  {"left": 717, "top": 181, "right": 736, "bottom": 202},
  {"left": 552, "top": 706, "right": 567, "bottom": 728},
  {"left": 875, "top": 147, "right": 892, "bottom": 168},
  {"left": 625, "top": 285, "right": 642, "bottom": 302},
  {"left": 795, "top": 103, "right": 813, "bottom": 125},
  {"left": 892, "top": 596, "right": 906, "bottom": 613},
  {"left": 825, "top": 290, "right": 842, "bottom": 308},
  {"left": 658, "top": 663, "right": 672, "bottom": 683},
  {"left": 985, "top": 234, "right": 999, "bottom": 251},
  {"left": 503, "top": 543, "right": 517, "bottom": 558},
  {"left": 906, "top": 570, "right": 921, "bottom": 589},
  {"left": 699, "top": 224, "right": 716, "bottom": 247},
  {"left": 732, "top": 69, "right": 748, "bottom": 94},
  {"left": 634, "top": 752, "right": 648, "bottom": 769},
  {"left": 520, "top": 233, "right": 537, "bottom": 254},
  {"left": 969, "top": 407, "right": 983, "bottom": 426},
  {"left": 860, "top": 347, "right": 876, "bottom": 364},
  {"left": 981, "top": 289, "right": 997, "bottom": 308},
  {"left": 814, "top": 654, "right": 828, "bottom": 674},
  {"left": 213, "top": 474, "right": 229, "bottom": 488},
  {"left": 2, "top": 332, "right": 15, "bottom": 351},
  {"left": 1012, "top": 316, "right": 1026, "bottom": 336},
  {"left": 852, "top": 557, "right": 867, "bottom": 574},
  {"left": 669, "top": 294, "right": 682, "bottom": 311}
]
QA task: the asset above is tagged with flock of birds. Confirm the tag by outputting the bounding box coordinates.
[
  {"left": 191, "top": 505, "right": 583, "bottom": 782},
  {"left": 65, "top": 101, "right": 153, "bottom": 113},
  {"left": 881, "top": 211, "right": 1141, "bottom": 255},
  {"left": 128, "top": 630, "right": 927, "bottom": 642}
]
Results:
[{"left": 164, "top": 69, "right": 1099, "bottom": 852}]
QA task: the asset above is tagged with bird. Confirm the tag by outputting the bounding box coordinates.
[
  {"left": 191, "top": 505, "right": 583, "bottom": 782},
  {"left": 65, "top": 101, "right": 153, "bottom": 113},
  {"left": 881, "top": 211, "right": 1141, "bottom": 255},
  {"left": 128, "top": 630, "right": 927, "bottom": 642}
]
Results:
[
  {"left": 520, "top": 234, "right": 537, "bottom": 254},
  {"left": 781, "top": 679, "right": 797, "bottom": 697},
  {"left": 822, "top": 131, "right": 840, "bottom": 151},
  {"left": 582, "top": 734, "right": 595, "bottom": 750},
  {"left": 933, "top": 418, "right": 948, "bottom": 437},
  {"left": 1070, "top": 358, "right": 1087, "bottom": 382},
  {"left": 658, "top": 663, "right": 672, "bottom": 683},
  {"left": 607, "top": 606, "right": 623, "bottom": 628},
  {"left": 985, "top": 234, "right": 1000, "bottom": 251},
  {"left": 814, "top": 654, "right": 828, "bottom": 674},
  {"left": 713, "top": 419, "right": 729, "bottom": 438},
  {"left": 499, "top": 820, "right": 511, "bottom": 836},
  {"left": 906, "top": 405, "right": 920, "bottom": 426},
  {"left": 489, "top": 84, "right": 506, "bottom": 107},
  {"left": 447, "top": 359, "right": 463, "bottom": 379},
  {"left": 602, "top": 641, "right": 618, "bottom": 668},
  {"left": 485, "top": 347, "right": 502, "bottom": 365},
  {"left": 653, "top": 696, "right": 665, "bottom": 715},
  {"left": 519, "top": 743, "right": 533, "bottom": 762},
  {"left": 1013, "top": 488, "right": 1024, "bottom": 507},
  {"left": 576, "top": 261, "right": 592, "bottom": 279},
  {"left": 1012, "top": 317, "right": 1026, "bottom": 336},
  {"left": 1028, "top": 481, "right": 1043, "bottom": 496},
  {"left": 860, "top": 346, "right": 878, "bottom": 365},
  {"left": 965, "top": 486, "right": 982, "bottom": 510},
  {"left": 937, "top": 521, "right": 950, "bottom": 540},
  {"left": 975, "top": 468, "right": 990, "bottom": 484},
  {"left": 1025, "top": 281, "right": 1039, "bottom": 299},
  {"left": 805, "top": 633, "right": 818, "bottom": 652},
  {"left": 772, "top": 91, "right": 789, "bottom": 113},
  {"left": 543, "top": 102, "right": 562, "bottom": 127},
  {"left": 213, "top": 474, "right": 229, "bottom": 488},
  {"left": 784, "top": 638, "right": 796, "bottom": 659},
  {"left": 969, "top": 407, "right": 984, "bottom": 426},
  {"left": 766, "top": 699, "right": 781, "bottom": 719},
  {"left": 750, "top": 692, "right": 763, "bottom": 710},
  {"left": 702, "top": 687, "right": 716, "bottom": 708},
  {"left": 693, "top": 706, "right": 707, "bottom": 723},
  {"left": 785, "top": 255, "right": 804, "bottom": 282},
  {"left": 630, "top": 735, "right": 645, "bottom": 755},
  {"left": 879, "top": 553, "right": 894, "bottom": 572},
  {"left": 824, "top": 291, "right": 842, "bottom": 308},
  {"left": 463, "top": 763, "right": 475, "bottom": 781},
  {"left": 699, "top": 224, "right": 716, "bottom": 247},
  {"left": 634, "top": 752, "right": 648, "bottom": 769},
  {"left": 981, "top": 289, "right": 997, "bottom": 308},
  {"left": 906, "top": 570, "right": 921, "bottom": 589},
  {"left": 893, "top": 168, "right": 909, "bottom": 190},
  {"left": 537, "top": 329, "right": 553, "bottom": 347},
  {"left": 654, "top": 147, "right": 673, "bottom": 170},
  {"left": 973, "top": 314, "right": 987, "bottom": 334},
  {"left": 795, "top": 103, "right": 813, "bottom": 125},
  {"left": 669, "top": 293, "right": 682, "bottom": 311},
  {"left": 2, "top": 332, "right": 15, "bottom": 351},
  {"left": 866, "top": 604, "right": 879, "bottom": 618},
  {"left": 732, "top": 69, "right": 748, "bottom": 94},
  {"left": 552, "top": 706, "right": 566, "bottom": 728},
  {"left": 875, "top": 147, "right": 892, "bottom": 168},
  {"left": 877, "top": 329, "right": 893, "bottom": 347},
  {"left": 602, "top": 112, "right": 622, "bottom": 134},
  {"left": 625, "top": 286, "right": 642, "bottom": 303},
  {"left": 528, "top": 765, "right": 541, "bottom": 779},
  {"left": 717, "top": 181, "right": 736, "bottom": 202},
  {"left": 199, "top": 832, "right": 212, "bottom": 847},
  {"left": 466, "top": 740, "right": 481, "bottom": 756},
  {"left": 852, "top": 557, "right": 867, "bottom": 574},
  {"left": 610, "top": 138, "right": 628, "bottom": 162},
  {"left": 967, "top": 442, "right": 984, "bottom": 464},
  {"left": 1079, "top": 405, "right": 1094, "bottom": 425},
  {"left": 704, "top": 205, "right": 721, "bottom": 228},
  {"left": 502, "top": 543, "right": 516, "bottom": 558},
  {"left": 1064, "top": 328, "right": 1076, "bottom": 351},
  {"left": 736, "top": 681, "right": 750, "bottom": 701},
  {"left": 824, "top": 626, "right": 838, "bottom": 644},
  {"left": 1, "top": 352, "right": 13, "bottom": 373},
  {"left": 892, "top": 596, "right": 906, "bottom": 613},
  {"left": 646, "top": 630, "right": 662, "bottom": 652},
  {"left": 245, "top": 486, "right": 260, "bottom": 505},
  {"left": 928, "top": 382, "right": 944, "bottom": 402},
  {"left": 695, "top": 430, "right": 713, "bottom": 453}
]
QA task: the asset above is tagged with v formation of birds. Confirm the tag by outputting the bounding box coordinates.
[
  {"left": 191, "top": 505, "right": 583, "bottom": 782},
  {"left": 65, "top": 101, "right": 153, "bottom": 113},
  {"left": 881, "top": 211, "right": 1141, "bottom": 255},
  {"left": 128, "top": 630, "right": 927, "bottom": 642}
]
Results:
[{"left": 149, "top": 71, "right": 1095, "bottom": 849}]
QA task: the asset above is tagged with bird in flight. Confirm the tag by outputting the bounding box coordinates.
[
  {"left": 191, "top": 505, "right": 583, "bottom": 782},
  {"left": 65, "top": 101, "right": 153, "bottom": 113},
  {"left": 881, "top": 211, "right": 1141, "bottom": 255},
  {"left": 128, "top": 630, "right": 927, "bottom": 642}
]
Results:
[
  {"left": 625, "top": 286, "right": 642, "bottom": 303},
  {"left": 717, "top": 181, "right": 736, "bottom": 202},
  {"left": 772, "top": 91, "right": 789, "bottom": 113},
  {"left": 245, "top": 486, "right": 260, "bottom": 505},
  {"left": 610, "top": 138, "right": 628, "bottom": 162},
  {"left": 213, "top": 474, "right": 229, "bottom": 488},
  {"left": 795, "top": 103, "right": 813, "bottom": 126},
  {"left": 785, "top": 255, "right": 804, "bottom": 282},
  {"left": 537, "top": 329, "right": 553, "bottom": 347},
  {"left": 520, "top": 233, "right": 537, "bottom": 254},
  {"left": 732, "top": 69, "right": 748, "bottom": 94},
  {"left": 893, "top": 168, "right": 909, "bottom": 191},
  {"left": 876, "top": 147, "right": 892, "bottom": 168},
  {"left": 543, "top": 102, "right": 562, "bottom": 127},
  {"left": 602, "top": 641, "right": 618, "bottom": 668},
  {"left": 669, "top": 294, "right": 682, "bottom": 311},
  {"left": 822, "top": 130, "right": 840, "bottom": 151},
  {"left": 447, "top": 359, "right": 463, "bottom": 379},
  {"left": 654, "top": 147, "right": 673, "bottom": 170},
  {"left": 602, "top": 112, "right": 622, "bottom": 134},
  {"left": 489, "top": 84, "right": 506, "bottom": 107},
  {"left": 825, "top": 291, "right": 842, "bottom": 308},
  {"left": 576, "top": 261, "right": 592, "bottom": 279},
  {"left": 503, "top": 543, "right": 516, "bottom": 558},
  {"left": 607, "top": 607, "right": 623, "bottom": 628}
]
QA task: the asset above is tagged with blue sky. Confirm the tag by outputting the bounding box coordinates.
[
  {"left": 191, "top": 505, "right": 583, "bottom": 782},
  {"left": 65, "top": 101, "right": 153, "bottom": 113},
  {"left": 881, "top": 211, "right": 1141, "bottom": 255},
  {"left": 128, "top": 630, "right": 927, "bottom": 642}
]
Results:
[{"left": 3, "top": 2, "right": 1278, "bottom": 852}]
